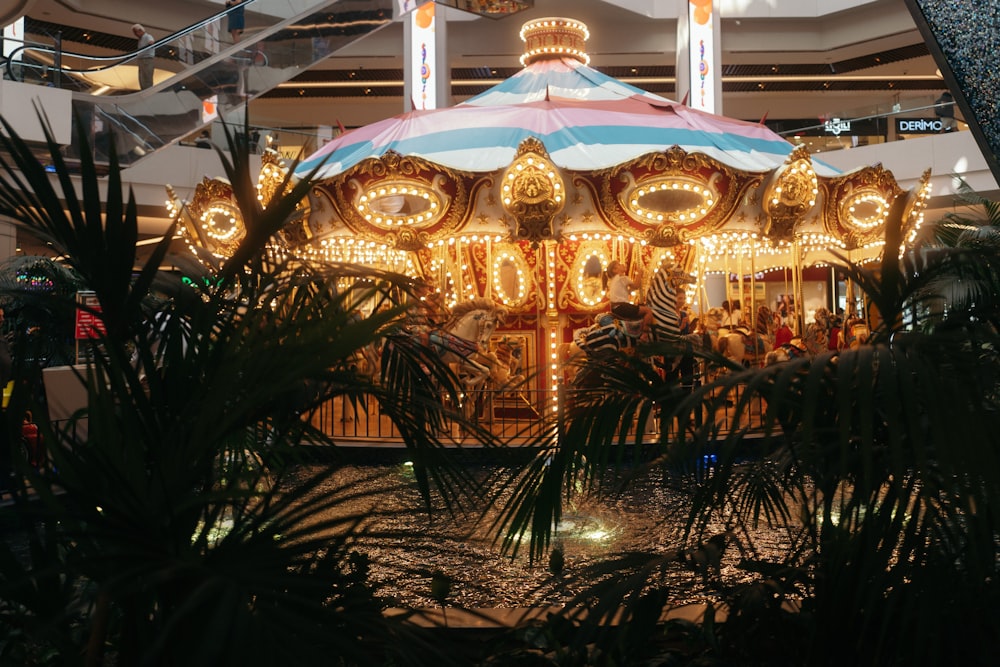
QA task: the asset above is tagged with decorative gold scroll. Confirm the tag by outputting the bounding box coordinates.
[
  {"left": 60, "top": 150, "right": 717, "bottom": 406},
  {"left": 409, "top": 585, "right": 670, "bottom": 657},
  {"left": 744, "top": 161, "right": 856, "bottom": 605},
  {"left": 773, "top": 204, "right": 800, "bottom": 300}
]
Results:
[
  {"left": 762, "top": 145, "right": 819, "bottom": 243},
  {"left": 500, "top": 137, "right": 565, "bottom": 246},
  {"left": 306, "top": 150, "right": 483, "bottom": 251}
]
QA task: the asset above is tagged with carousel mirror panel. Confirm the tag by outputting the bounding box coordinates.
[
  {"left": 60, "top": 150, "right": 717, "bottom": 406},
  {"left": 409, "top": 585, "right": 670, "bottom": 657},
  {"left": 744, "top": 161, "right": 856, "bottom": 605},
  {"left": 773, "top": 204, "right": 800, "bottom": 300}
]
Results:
[
  {"left": 491, "top": 244, "right": 532, "bottom": 309},
  {"left": 572, "top": 242, "right": 610, "bottom": 309}
]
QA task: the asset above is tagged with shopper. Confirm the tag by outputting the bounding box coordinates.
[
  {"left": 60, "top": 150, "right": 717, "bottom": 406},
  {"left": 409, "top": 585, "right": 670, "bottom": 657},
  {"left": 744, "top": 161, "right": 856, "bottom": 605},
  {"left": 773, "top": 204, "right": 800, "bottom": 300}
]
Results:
[
  {"left": 935, "top": 91, "right": 957, "bottom": 132},
  {"left": 226, "top": 0, "right": 246, "bottom": 43},
  {"left": 195, "top": 131, "right": 212, "bottom": 149},
  {"left": 132, "top": 24, "right": 155, "bottom": 90}
]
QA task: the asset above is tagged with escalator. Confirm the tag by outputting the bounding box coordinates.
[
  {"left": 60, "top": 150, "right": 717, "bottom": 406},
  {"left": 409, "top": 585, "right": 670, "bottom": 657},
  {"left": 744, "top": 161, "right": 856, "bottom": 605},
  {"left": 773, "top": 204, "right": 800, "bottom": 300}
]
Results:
[{"left": 4, "top": 0, "right": 398, "bottom": 165}]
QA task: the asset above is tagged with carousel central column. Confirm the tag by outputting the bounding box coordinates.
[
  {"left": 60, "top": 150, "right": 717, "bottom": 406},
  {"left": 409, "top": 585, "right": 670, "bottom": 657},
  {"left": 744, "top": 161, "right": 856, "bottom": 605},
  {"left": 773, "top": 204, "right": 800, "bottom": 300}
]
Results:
[
  {"left": 676, "top": 0, "right": 722, "bottom": 114},
  {"left": 543, "top": 239, "right": 560, "bottom": 415}
]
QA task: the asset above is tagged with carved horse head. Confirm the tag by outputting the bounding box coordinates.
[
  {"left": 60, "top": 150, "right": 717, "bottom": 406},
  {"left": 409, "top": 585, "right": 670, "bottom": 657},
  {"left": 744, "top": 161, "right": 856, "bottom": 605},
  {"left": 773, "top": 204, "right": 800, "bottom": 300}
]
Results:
[{"left": 433, "top": 297, "right": 509, "bottom": 388}]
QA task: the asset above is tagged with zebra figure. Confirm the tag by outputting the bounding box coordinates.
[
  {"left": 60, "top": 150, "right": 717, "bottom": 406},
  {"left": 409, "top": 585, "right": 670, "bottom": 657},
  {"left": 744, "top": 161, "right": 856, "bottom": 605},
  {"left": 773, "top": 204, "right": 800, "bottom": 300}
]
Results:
[
  {"left": 646, "top": 263, "right": 683, "bottom": 341},
  {"left": 645, "top": 260, "right": 706, "bottom": 377},
  {"left": 572, "top": 259, "right": 693, "bottom": 360}
]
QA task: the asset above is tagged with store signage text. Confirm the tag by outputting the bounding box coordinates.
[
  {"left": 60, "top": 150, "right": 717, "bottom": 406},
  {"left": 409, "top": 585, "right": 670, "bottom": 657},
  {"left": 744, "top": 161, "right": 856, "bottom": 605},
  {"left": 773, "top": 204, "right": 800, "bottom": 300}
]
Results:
[
  {"left": 895, "top": 118, "right": 945, "bottom": 134},
  {"left": 824, "top": 118, "right": 852, "bottom": 135}
]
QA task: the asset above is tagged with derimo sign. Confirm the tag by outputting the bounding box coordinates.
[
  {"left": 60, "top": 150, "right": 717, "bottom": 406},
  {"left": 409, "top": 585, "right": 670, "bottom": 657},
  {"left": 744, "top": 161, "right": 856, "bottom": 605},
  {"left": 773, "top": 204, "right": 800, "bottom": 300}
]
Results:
[{"left": 895, "top": 118, "right": 946, "bottom": 134}]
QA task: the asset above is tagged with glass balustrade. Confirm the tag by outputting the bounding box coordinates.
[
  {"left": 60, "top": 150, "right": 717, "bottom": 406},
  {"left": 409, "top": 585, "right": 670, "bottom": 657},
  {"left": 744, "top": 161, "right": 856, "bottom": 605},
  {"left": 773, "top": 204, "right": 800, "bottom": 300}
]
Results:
[
  {"left": 4, "top": 0, "right": 397, "bottom": 166},
  {"left": 773, "top": 97, "right": 967, "bottom": 155}
]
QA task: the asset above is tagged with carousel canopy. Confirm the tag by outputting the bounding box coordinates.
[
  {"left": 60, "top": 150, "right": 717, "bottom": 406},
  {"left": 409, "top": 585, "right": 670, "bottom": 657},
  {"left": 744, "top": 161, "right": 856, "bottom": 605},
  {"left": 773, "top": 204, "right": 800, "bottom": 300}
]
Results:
[
  {"left": 296, "top": 34, "right": 838, "bottom": 182},
  {"left": 295, "top": 92, "right": 832, "bottom": 180}
]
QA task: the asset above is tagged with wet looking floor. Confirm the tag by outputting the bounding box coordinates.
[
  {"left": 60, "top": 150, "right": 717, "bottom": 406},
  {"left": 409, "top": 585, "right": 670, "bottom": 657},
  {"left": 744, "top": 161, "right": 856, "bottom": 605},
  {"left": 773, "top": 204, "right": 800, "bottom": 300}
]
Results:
[{"left": 284, "top": 458, "right": 797, "bottom": 609}]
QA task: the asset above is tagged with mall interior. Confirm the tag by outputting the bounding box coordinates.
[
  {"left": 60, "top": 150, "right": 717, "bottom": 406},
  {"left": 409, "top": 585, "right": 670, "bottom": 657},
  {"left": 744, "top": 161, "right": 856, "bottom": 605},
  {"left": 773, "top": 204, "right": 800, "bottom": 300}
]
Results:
[{"left": 0, "top": 0, "right": 996, "bottom": 260}]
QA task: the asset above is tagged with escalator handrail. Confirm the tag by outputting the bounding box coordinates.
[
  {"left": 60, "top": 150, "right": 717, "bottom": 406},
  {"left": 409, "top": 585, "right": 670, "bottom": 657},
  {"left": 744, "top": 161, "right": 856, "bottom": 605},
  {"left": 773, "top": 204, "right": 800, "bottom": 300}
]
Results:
[{"left": 5, "top": 0, "right": 261, "bottom": 90}]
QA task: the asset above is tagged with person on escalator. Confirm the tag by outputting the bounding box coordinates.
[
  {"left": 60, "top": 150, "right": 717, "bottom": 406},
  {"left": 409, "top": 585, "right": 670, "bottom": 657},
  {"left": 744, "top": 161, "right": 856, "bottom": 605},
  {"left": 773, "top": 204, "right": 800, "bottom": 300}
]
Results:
[
  {"left": 226, "top": 0, "right": 246, "bottom": 44},
  {"left": 131, "top": 24, "right": 155, "bottom": 90}
]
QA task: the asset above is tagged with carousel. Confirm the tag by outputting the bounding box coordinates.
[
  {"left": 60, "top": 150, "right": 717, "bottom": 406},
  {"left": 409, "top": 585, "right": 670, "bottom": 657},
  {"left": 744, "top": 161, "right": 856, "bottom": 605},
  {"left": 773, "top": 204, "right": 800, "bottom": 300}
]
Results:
[{"left": 168, "top": 17, "right": 932, "bottom": 416}]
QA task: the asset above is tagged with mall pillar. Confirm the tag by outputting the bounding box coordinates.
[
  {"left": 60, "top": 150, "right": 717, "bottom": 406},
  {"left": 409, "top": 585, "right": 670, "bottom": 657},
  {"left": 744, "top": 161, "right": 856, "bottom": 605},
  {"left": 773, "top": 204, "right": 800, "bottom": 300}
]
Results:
[{"left": 0, "top": 218, "right": 16, "bottom": 261}]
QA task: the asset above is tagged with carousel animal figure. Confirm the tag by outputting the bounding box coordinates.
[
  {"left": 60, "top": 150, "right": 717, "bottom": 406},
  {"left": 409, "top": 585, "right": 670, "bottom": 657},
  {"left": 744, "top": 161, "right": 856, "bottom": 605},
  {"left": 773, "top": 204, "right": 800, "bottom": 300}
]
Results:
[
  {"left": 837, "top": 315, "right": 871, "bottom": 350},
  {"left": 401, "top": 297, "right": 509, "bottom": 390},
  {"left": 574, "top": 258, "right": 697, "bottom": 357},
  {"left": 764, "top": 337, "right": 811, "bottom": 365},
  {"left": 492, "top": 336, "right": 527, "bottom": 387},
  {"left": 645, "top": 259, "right": 707, "bottom": 373},
  {"left": 572, "top": 312, "right": 643, "bottom": 359},
  {"left": 716, "top": 324, "right": 772, "bottom": 367},
  {"left": 803, "top": 307, "right": 832, "bottom": 357},
  {"left": 701, "top": 307, "right": 725, "bottom": 337},
  {"left": 646, "top": 260, "right": 686, "bottom": 340},
  {"left": 425, "top": 297, "right": 510, "bottom": 389}
]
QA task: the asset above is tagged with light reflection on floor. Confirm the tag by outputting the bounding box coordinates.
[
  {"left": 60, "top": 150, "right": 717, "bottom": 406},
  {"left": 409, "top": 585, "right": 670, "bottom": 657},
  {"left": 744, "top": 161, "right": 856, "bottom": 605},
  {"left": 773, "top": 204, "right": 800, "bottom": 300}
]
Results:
[{"left": 286, "top": 460, "right": 796, "bottom": 609}]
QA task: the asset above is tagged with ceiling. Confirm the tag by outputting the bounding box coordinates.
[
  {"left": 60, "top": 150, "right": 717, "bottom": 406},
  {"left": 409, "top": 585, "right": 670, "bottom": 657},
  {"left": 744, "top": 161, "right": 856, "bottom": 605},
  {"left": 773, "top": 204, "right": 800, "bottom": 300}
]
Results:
[{"left": 21, "top": 0, "right": 944, "bottom": 128}]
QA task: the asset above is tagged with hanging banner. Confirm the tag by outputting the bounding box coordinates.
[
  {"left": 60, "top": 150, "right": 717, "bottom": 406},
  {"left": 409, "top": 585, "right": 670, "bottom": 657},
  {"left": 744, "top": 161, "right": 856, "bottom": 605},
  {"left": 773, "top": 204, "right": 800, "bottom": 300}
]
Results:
[
  {"left": 688, "top": 0, "right": 716, "bottom": 113},
  {"left": 410, "top": 2, "right": 437, "bottom": 109}
]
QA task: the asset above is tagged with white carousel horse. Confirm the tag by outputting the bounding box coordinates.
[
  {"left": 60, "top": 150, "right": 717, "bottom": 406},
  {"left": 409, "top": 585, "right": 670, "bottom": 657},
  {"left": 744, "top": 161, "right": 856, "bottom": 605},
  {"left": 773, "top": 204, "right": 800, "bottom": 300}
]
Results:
[{"left": 425, "top": 297, "right": 509, "bottom": 389}]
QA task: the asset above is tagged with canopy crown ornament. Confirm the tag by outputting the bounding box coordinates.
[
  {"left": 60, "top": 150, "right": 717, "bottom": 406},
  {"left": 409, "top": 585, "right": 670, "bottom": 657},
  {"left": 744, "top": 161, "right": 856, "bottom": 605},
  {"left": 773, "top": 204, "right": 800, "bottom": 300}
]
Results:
[
  {"left": 501, "top": 137, "right": 565, "bottom": 246},
  {"left": 762, "top": 145, "right": 818, "bottom": 243},
  {"left": 519, "top": 17, "right": 590, "bottom": 66}
]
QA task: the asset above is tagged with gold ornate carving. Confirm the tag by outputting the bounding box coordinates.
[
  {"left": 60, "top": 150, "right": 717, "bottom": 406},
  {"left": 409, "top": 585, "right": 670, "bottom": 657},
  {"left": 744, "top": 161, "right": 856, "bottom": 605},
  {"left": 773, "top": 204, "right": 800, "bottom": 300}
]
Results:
[
  {"left": 821, "top": 162, "right": 904, "bottom": 249},
  {"left": 501, "top": 137, "right": 565, "bottom": 245},
  {"left": 308, "top": 151, "right": 481, "bottom": 249},
  {"left": 901, "top": 168, "right": 933, "bottom": 247},
  {"left": 762, "top": 146, "right": 818, "bottom": 242},
  {"left": 566, "top": 240, "right": 609, "bottom": 310},
  {"left": 168, "top": 177, "right": 245, "bottom": 259},
  {"left": 166, "top": 149, "right": 308, "bottom": 260},
  {"left": 582, "top": 146, "right": 759, "bottom": 240},
  {"left": 644, "top": 224, "right": 684, "bottom": 247}
]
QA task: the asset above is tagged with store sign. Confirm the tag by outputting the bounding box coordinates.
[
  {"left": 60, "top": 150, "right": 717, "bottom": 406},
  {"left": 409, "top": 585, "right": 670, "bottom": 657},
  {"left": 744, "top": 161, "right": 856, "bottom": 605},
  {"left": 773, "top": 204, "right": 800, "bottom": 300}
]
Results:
[
  {"left": 75, "top": 292, "right": 105, "bottom": 340},
  {"left": 895, "top": 117, "right": 945, "bottom": 134},
  {"left": 824, "top": 118, "right": 852, "bottom": 135},
  {"left": 763, "top": 118, "right": 883, "bottom": 137}
]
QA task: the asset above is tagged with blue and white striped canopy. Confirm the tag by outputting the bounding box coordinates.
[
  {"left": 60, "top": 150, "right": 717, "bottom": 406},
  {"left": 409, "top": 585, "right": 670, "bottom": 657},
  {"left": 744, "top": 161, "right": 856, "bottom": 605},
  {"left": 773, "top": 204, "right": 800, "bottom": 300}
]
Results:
[{"left": 296, "top": 57, "right": 836, "bottom": 181}]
